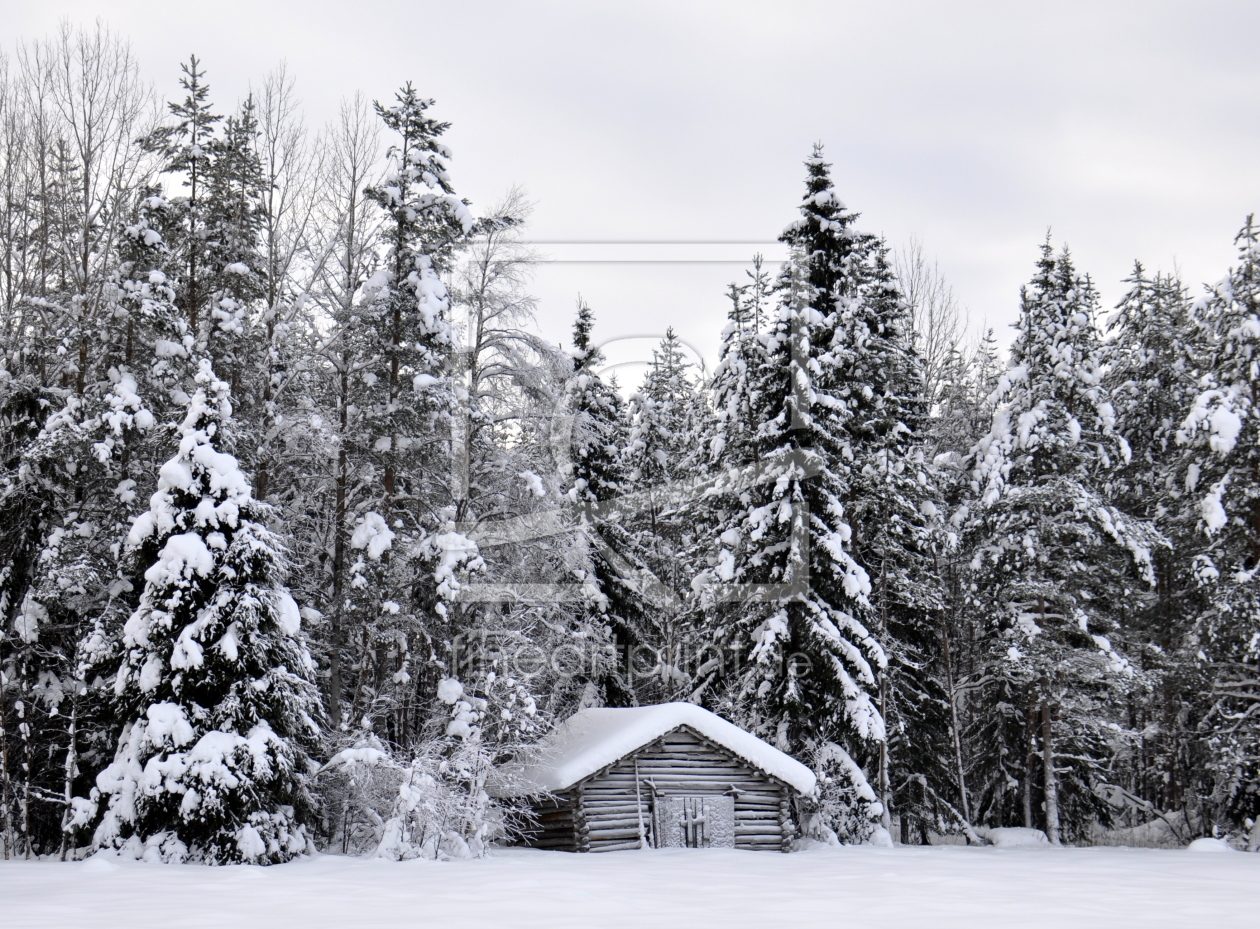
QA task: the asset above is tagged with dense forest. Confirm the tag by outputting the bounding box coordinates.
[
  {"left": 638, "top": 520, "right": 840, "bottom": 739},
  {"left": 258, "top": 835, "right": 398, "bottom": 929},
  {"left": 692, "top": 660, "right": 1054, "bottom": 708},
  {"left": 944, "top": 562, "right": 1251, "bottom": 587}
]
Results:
[{"left": 2, "top": 24, "right": 1258, "bottom": 862}]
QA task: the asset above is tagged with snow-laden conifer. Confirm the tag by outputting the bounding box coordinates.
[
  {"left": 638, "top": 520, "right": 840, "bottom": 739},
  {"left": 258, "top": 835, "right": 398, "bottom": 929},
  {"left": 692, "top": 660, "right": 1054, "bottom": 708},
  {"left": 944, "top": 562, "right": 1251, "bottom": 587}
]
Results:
[
  {"left": 626, "top": 328, "right": 698, "bottom": 490},
  {"left": 623, "top": 328, "right": 707, "bottom": 701},
  {"left": 831, "top": 223, "right": 956, "bottom": 840},
  {"left": 1, "top": 192, "right": 193, "bottom": 857},
  {"left": 202, "top": 93, "right": 268, "bottom": 416},
  {"left": 693, "top": 148, "right": 886, "bottom": 840},
  {"left": 562, "top": 299, "right": 651, "bottom": 703},
  {"left": 1107, "top": 265, "right": 1199, "bottom": 514},
  {"left": 1102, "top": 262, "right": 1206, "bottom": 816},
  {"left": 706, "top": 260, "right": 772, "bottom": 472},
  {"left": 90, "top": 359, "right": 321, "bottom": 863},
  {"left": 966, "top": 241, "right": 1162, "bottom": 843},
  {"left": 332, "top": 84, "right": 481, "bottom": 736},
  {"left": 1174, "top": 217, "right": 1260, "bottom": 829},
  {"left": 141, "top": 56, "right": 221, "bottom": 335}
]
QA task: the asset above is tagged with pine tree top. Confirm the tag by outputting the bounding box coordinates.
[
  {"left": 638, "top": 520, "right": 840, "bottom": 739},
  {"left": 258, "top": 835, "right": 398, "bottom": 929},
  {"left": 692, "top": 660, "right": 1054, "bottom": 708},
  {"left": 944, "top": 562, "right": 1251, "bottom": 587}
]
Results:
[
  {"left": 571, "top": 297, "right": 598, "bottom": 366},
  {"left": 975, "top": 240, "right": 1130, "bottom": 506},
  {"left": 144, "top": 55, "right": 221, "bottom": 183}
]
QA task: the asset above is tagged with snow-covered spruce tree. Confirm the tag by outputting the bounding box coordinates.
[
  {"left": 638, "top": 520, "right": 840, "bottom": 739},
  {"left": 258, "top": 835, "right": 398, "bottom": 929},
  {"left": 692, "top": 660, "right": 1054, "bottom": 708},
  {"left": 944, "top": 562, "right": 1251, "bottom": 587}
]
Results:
[
  {"left": 90, "top": 359, "right": 322, "bottom": 864},
  {"left": 623, "top": 328, "right": 705, "bottom": 702},
  {"left": 692, "top": 148, "right": 886, "bottom": 841},
  {"left": 912, "top": 323, "right": 1008, "bottom": 481},
  {"left": 965, "top": 241, "right": 1162, "bottom": 843},
  {"left": 562, "top": 299, "right": 651, "bottom": 705},
  {"left": 0, "top": 187, "right": 182, "bottom": 855},
  {"left": 706, "top": 259, "right": 773, "bottom": 476},
  {"left": 0, "top": 351, "right": 61, "bottom": 857},
  {"left": 913, "top": 324, "right": 1012, "bottom": 840},
  {"left": 836, "top": 232, "right": 958, "bottom": 841},
  {"left": 10, "top": 193, "right": 198, "bottom": 857},
  {"left": 1102, "top": 263, "right": 1209, "bottom": 819},
  {"left": 141, "top": 55, "right": 220, "bottom": 337},
  {"left": 912, "top": 328, "right": 1016, "bottom": 844},
  {"left": 201, "top": 93, "right": 268, "bottom": 418},
  {"left": 1174, "top": 216, "right": 1260, "bottom": 833},
  {"left": 626, "top": 327, "right": 698, "bottom": 494},
  {"left": 332, "top": 84, "right": 479, "bottom": 743},
  {"left": 683, "top": 272, "right": 761, "bottom": 680},
  {"left": 0, "top": 30, "right": 156, "bottom": 851},
  {"left": 145, "top": 62, "right": 272, "bottom": 471},
  {"left": 683, "top": 268, "right": 772, "bottom": 701},
  {"left": 1106, "top": 265, "right": 1200, "bottom": 520}
]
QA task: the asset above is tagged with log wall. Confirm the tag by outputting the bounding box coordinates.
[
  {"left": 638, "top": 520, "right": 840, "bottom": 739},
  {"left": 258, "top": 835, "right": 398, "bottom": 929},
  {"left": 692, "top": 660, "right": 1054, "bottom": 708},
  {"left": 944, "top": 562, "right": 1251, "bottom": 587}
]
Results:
[{"left": 515, "top": 794, "right": 580, "bottom": 852}]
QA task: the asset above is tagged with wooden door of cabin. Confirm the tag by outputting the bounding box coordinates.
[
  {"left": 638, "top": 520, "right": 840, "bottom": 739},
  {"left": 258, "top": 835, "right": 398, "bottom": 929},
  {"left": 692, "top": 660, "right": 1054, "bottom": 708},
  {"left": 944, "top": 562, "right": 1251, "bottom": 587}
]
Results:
[{"left": 654, "top": 796, "right": 735, "bottom": 848}]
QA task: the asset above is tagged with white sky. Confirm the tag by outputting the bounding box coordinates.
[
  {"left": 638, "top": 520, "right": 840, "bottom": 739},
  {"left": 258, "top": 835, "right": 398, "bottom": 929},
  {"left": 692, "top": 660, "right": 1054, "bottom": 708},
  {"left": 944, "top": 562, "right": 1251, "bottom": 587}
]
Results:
[{"left": 8, "top": 1, "right": 1260, "bottom": 381}]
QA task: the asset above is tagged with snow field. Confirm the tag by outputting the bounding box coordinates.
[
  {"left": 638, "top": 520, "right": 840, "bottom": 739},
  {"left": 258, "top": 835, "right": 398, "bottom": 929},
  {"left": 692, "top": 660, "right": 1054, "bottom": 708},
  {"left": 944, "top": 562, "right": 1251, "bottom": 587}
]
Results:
[{"left": 2, "top": 844, "right": 1257, "bottom": 929}]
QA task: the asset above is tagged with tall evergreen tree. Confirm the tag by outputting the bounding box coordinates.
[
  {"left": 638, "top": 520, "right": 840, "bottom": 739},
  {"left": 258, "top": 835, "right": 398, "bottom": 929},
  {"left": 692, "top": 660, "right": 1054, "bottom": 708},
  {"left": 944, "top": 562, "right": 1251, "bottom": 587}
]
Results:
[
  {"left": 1, "top": 190, "right": 192, "bottom": 858},
  {"left": 965, "top": 241, "right": 1161, "bottom": 843},
  {"left": 706, "top": 259, "right": 773, "bottom": 473},
  {"left": 142, "top": 56, "right": 220, "bottom": 335},
  {"left": 359, "top": 82, "right": 470, "bottom": 525},
  {"left": 331, "top": 84, "right": 479, "bottom": 742},
  {"left": 90, "top": 360, "right": 322, "bottom": 863},
  {"left": 1175, "top": 216, "right": 1260, "bottom": 832},
  {"left": 624, "top": 327, "right": 703, "bottom": 700},
  {"left": 1103, "top": 262, "right": 1207, "bottom": 818},
  {"left": 626, "top": 328, "right": 696, "bottom": 490},
  {"left": 202, "top": 94, "right": 268, "bottom": 411},
  {"left": 836, "top": 222, "right": 955, "bottom": 840},
  {"left": 693, "top": 148, "right": 886, "bottom": 840},
  {"left": 562, "top": 299, "right": 650, "bottom": 704}
]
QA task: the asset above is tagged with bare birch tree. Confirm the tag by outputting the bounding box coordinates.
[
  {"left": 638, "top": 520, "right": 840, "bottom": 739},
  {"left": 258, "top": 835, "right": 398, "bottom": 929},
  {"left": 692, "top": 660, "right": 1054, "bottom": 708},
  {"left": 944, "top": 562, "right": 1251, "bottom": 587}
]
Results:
[
  {"left": 307, "top": 93, "right": 382, "bottom": 728},
  {"left": 893, "top": 236, "right": 969, "bottom": 409},
  {"left": 252, "top": 61, "right": 320, "bottom": 500}
]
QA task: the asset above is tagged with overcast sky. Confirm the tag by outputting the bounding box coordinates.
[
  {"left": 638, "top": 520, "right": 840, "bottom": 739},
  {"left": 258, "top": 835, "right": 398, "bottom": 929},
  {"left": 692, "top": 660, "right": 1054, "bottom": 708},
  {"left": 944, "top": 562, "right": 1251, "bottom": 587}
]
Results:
[{"left": 8, "top": 1, "right": 1260, "bottom": 380}]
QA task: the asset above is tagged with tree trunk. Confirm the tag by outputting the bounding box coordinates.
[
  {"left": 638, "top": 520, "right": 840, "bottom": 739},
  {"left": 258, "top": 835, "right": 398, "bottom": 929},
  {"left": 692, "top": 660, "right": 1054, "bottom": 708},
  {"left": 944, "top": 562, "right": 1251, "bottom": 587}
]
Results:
[
  {"left": 327, "top": 364, "right": 351, "bottom": 729},
  {"left": 59, "top": 689, "right": 78, "bottom": 860},
  {"left": 1, "top": 685, "right": 11, "bottom": 859},
  {"left": 348, "top": 626, "right": 376, "bottom": 730},
  {"left": 1041, "top": 681, "right": 1061, "bottom": 845},
  {"left": 878, "top": 675, "right": 891, "bottom": 834},
  {"left": 383, "top": 161, "right": 406, "bottom": 511},
  {"left": 876, "top": 543, "right": 891, "bottom": 834},
  {"left": 21, "top": 695, "right": 33, "bottom": 858},
  {"left": 1023, "top": 697, "right": 1036, "bottom": 830},
  {"left": 940, "top": 623, "right": 971, "bottom": 824}
]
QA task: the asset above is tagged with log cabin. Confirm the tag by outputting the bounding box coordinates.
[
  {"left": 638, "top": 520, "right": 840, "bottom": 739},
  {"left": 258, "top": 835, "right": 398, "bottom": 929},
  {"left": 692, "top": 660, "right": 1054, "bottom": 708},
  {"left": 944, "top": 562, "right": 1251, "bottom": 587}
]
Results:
[{"left": 489, "top": 702, "right": 816, "bottom": 853}]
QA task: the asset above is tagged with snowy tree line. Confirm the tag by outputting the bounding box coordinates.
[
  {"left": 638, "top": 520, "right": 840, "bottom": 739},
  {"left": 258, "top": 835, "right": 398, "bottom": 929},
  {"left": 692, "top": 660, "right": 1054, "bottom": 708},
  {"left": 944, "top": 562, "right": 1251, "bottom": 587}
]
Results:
[{"left": 2, "top": 23, "right": 1259, "bottom": 862}]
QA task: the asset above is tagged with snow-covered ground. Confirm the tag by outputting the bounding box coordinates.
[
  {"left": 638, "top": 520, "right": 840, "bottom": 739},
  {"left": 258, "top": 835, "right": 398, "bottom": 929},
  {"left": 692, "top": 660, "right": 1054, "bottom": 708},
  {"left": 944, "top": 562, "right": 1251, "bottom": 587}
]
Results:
[{"left": 2, "top": 844, "right": 1255, "bottom": 928}]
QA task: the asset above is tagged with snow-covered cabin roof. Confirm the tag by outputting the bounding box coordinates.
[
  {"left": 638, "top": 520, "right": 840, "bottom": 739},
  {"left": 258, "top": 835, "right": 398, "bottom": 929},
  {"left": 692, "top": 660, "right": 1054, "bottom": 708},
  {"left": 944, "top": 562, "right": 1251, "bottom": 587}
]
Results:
[{"left": 491, "top": 703, "right": 816, "bottom": 797}]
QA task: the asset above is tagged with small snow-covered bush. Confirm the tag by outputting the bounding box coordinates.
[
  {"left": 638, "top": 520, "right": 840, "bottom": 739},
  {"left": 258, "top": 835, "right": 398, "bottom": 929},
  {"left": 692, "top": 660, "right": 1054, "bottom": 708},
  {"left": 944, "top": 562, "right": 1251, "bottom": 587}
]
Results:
[
  {"left": 317, "top": 736, "right": 424, "bottom": 857},
  {"left": 797, "top": 741, "right": 881, "bottom": 845},
  {"left": 315, "top": 678, "right": 528, "bottom": 860},
  {"left": 318, "top": 738, "right": 504, "bottom": 860}
]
